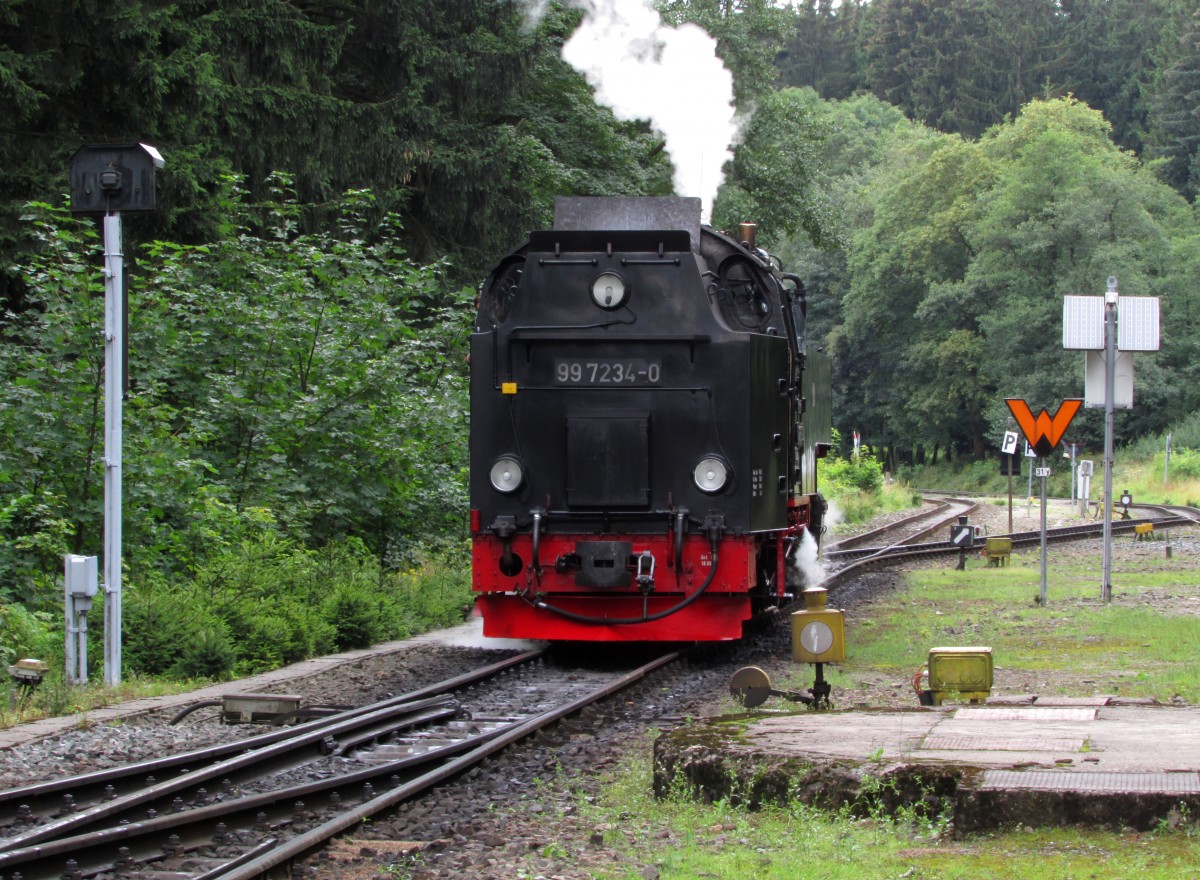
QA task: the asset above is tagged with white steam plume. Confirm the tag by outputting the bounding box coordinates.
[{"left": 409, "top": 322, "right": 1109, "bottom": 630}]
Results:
[
  {"left": 792, "top": 527, "right": 827, "bottom": 588},
  {"left": 521, "top": 0, "right": 737, "bottom": 220}
]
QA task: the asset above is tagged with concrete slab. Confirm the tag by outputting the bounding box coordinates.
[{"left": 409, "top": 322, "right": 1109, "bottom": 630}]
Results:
[{"left": 653, "top": 703, "right": 1200, "bottom": 832}]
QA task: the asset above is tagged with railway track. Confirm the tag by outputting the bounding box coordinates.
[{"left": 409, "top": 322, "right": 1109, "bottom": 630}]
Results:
[
  {"left": 0, "top": 648, "right": 683, "bottom": 880},
  {"left": 823, "top": 496, "right": 979, "bottom": 553},
  {"left": 821, "top": 499, "right": 1200, "bottom": 589}
]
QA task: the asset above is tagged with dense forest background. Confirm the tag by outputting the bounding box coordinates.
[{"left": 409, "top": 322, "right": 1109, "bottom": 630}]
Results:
[{"left": 3, "top": 0, "right": 1200, "bottom": 673}]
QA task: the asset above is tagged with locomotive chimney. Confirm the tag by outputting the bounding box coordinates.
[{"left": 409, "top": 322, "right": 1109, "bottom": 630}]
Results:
[{"left": 738, "top": 222, "right": 757, "bottom": 249}]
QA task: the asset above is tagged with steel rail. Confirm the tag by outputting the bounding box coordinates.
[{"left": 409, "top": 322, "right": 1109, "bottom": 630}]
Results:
[
  {"left": 216, "top": 650, "right": 683, "bottom": 880},
  {"left": 0, "top": 649, "right": 545, "bottom": 844},
  {"left": 823, "top": 498, "right": 977, "bottom": 568},
  {"left": 822, "top": 513, "right": 1195, "bottom": 589},
  {"left": 823, "top": 499, "right": 950, "bottom": 552},
  {"left": 0, "top": 714, "right": 522, "bottom": 878},
  {"left": 827, "top": 514, "right": 1195, "bottom": 563},
  {"left": 0, "top": 650, "right": 681, "bottom": 879},
  {"left": 898, "top": 498, "right": 978, "bottom": 545},
  {"left": 0, "top": 696, "right": 460, "bottom": 853}
]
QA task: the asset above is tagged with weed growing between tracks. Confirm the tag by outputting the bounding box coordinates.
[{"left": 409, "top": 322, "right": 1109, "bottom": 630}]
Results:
[{"left": 580, "top": 743, "right": 1200, "bottom": 879}]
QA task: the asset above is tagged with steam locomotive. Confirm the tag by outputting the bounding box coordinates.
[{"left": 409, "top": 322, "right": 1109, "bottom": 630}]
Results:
[{"left": 469, "top": 197, "right": 831, "bottom": 642}]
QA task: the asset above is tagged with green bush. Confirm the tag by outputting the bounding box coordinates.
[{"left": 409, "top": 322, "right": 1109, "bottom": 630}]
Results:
[
  {"left": 1128, "top": 413, "right": 1200, "bottom": 458},
  {"left": 0, "top": 601, "right": 55, "bottom": 666},
  {"left": 1165, "top": 447, "right": 1200, "bottom": 480},
  {"left": 222, "top": 595, "right": 337, "bottom": 676},
  {"left": 325, "top": 582, "right": 387, "bottom": 650},
  {"left": 171, "top": 626, "right": 237, "bottom": 680},
  {"left": 119, "top": 532, "right": 473, "bottom": 681},
  {"left": 820, "top": 446, "right": 885, "bottom": 494},
  {"left": 123, "top": 576, "right": 232, "bottom": 678},
  {"left": 0, "top": 491, "right": 74, "bottom": 612},
  {"left": 389, "top": 540, "right": 474, "bottom": 632}
]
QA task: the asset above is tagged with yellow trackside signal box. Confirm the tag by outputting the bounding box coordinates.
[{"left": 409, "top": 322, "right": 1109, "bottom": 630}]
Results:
[
  {"left": 791, "top": 587, "right": 846, "bottom": 664},
  {"left": 927, "top": 646, "right": 993, "bottom": 704}
]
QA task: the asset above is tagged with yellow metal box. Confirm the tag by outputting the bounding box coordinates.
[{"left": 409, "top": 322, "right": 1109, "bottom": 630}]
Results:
[
  {"left": 928, "top": 646, "right": 993, "bottom": 696},
  {"left": 791, "top": 588, "right": 846, "bottom": 664}
]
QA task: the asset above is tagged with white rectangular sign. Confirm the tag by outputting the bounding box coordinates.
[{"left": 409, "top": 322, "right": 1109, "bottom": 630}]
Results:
[
  {"left": 1118, "top": 297, "right": 1161, "bottom": 351},
  {"left": 1063, "top": 295, "right": 1160, "bottom": 351},
  {"left": 1063, "top": 296, "right": 1105, "bottom": 350},
  {"left": 1084, "top": 351, "right": 1134, "bottom": 408}
]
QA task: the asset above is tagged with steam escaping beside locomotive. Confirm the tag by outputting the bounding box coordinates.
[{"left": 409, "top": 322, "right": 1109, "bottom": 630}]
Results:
[{"left": 470, "top": 197, "right": 832, "bottom": 642}]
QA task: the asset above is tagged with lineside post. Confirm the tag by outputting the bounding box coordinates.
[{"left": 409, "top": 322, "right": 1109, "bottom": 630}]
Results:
[
  {"left": 68, "top": 143, "right": 164, "bottom": 686},
  {"left": 1101, "top": 279, "right": 1117, "bottom": 603}
]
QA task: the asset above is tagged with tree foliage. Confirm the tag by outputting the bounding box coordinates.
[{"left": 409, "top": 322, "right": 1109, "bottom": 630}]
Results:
[
  {"left": 658, "top": 0, "right": 795, "bottom": 106},
  {"left": 712, "top": 88, "right": 837, "bottom": 250},
  {"left": 813, "top": 97, "right": 1200, "bottom": 462},
  {"left": 777, "top": 0, "right": 867, "bottom": 100},
  {"left": 0, "top": 0, "right": 677, "bottom": 312},
  {"left": 775, "top": 0, "right": 1196, "bottom": 202},
  {"left": 1149, "top": 7, "right": 1200, "bottom": 200},
  {"left": 859, "top": 0, "right": 1061, "bottom": 139},
  {"left": 2, "top": 184, "right": 471, "bottom": 593}
]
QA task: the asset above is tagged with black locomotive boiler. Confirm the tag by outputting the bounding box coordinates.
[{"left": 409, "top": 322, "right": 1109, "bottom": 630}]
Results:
[{"left": 469, "top": 197, "right": 831, "bottom": 641}]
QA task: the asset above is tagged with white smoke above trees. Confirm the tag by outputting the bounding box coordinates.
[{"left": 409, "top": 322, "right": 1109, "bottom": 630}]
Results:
[{"left": 520, "top": 0, "right": 738, "bottom": 220}]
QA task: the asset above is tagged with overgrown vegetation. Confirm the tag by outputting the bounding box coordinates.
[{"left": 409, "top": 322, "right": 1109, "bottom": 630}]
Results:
[
  {"left": 0, "top": 183, "right": 474, "bottom": 720},
  {"left": 574, "top": 747, "right": 1200, "bottom": 880},
  {"left": 819, "top": 429, "right": 921, "bottom": 527}
]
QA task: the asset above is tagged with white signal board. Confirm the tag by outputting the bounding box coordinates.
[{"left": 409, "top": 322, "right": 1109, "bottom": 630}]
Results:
[{"left": 1062, "top": 295, "right": 1160, "bottom": 351}]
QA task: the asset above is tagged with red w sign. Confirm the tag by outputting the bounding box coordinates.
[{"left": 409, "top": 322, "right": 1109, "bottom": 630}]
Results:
[{"left": 1005, "top": 399, "right": 1083, "bottom": 458}]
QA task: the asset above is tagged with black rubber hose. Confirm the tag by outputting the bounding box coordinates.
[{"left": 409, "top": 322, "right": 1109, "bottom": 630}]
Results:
[
  {"left": 531, "top": 540, "right": 720, "bottom": 626},
  {"left": 169, "top": 699, "right": 223, "bottom": 725}
]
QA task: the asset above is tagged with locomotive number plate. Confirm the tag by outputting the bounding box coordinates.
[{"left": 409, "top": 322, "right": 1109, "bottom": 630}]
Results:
[{"left": 554, "top": 359, "right": 662, "bottom": 386}]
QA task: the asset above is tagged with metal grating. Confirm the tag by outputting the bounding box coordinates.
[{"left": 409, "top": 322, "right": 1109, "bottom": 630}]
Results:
[
  {"left": 954, "top": 707, "right": 1098, "bottom": 722},
  {"left": 921, "top": 735, "right": 1084, "bottom": 752},
  {"left": 980, "top": 770, "right": 1200, "bottom": 794}
]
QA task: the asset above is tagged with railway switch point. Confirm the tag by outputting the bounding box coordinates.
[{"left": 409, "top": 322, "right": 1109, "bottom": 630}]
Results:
[
  {"left": 730, "top": 666, "right": 814, "bottom": 708},
  {"left": 221, "top": 693, "right": 304, "bottom": 724}
]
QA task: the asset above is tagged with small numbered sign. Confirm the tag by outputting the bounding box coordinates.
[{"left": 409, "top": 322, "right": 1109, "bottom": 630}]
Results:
[{"left": 1035, "top": 467, "right": 1051, "bottom": 478}]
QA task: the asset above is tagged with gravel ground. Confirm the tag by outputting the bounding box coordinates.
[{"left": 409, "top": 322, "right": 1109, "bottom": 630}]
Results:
[
  {"left": 2, "top": 500, "right": 1196, "bottom": 880},
  {"left": 0, "top": 644, "right": 521, "bottom": 790}
]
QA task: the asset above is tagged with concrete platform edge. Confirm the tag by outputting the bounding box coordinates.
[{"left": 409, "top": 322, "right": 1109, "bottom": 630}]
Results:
[{"left": 653, "top": 709, "right": 1200, "bottom": 833}]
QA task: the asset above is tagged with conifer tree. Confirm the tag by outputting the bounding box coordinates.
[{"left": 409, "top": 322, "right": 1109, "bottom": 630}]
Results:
[{"left": 1150, "top": 7, "right": 1200, "bottom": 199}]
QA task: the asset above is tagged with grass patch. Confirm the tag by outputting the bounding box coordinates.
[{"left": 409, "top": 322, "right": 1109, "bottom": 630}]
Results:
[
  {"left": 829, "top": 547, "right": 1200, "bottom": 703},
  {"left": 581, "top": 746, "right": 1200, "bottom": 879},
  {"left": 0, "top": 674, "right": 210, "bottom": 729}
]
